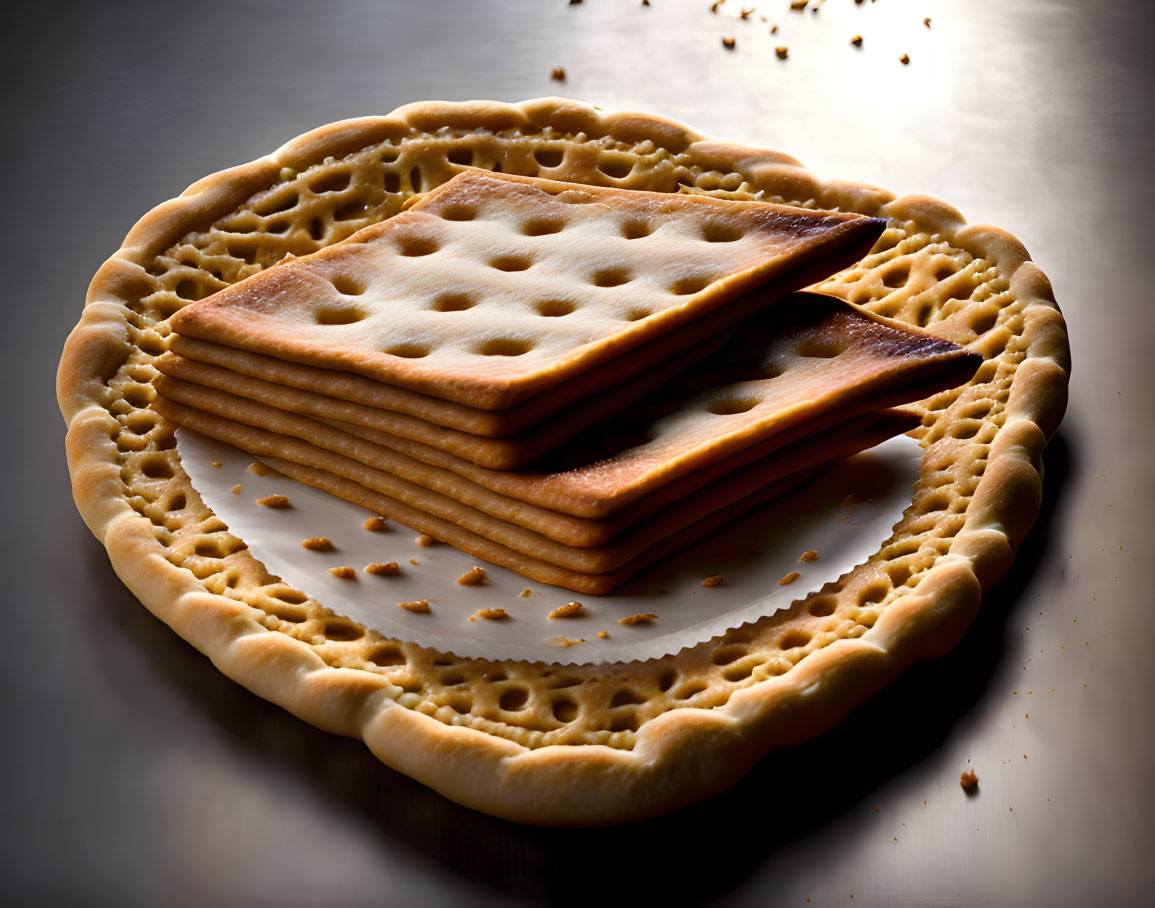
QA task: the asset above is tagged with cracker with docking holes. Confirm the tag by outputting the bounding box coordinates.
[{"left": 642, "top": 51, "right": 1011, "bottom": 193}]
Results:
[
  {"left": 168, "top": 169, "right": 884, "bottom": 411},
  {"left": 154, "top": 293, "right": 979, "bottom": 539},
  {"left": 58, "top": 99, "right": 1068, "bottom": 825}
]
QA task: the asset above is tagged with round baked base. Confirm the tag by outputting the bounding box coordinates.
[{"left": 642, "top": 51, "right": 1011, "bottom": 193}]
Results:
[{"left": 58, "top": 98, "right": 1069, "bottom": 826}]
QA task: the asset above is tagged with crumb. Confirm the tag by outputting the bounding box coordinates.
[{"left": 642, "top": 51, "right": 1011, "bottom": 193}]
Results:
[
  {"left": 569, "top": 0, "right": 582, "bottom": 4},
  {"left": 899, "top": 53, "right": 910, "bottom": 65},
  {"left": 301, "top": 536, "right": 333, "bottom": 551},
  {"left": 851, "top": 35, "right": 863, "bottom": 46},
  {"left": 327, "top": 566, "right": 356, "bottom": 580},
  {"left": 597, "top": 630, "right": 609, "bottom": 638},
  {"left": 211, "top": 461, "right": 222, "bottom": 468},
  {"left": 363, "top": 515, "right": 388, "bottom": 532},
  {"left": 248, "top": 461, "right": 270, "bottom": 477},
  {"left": 790, "top": 0, "right": 807, "bottom": 9},
  {"left": 722, "top": 36, "right": 736, "bottom": 49},
  {"left": 279, "top": 166, "right": 296, "bottom": 182},
  {"left": 551, "top": 637, "right": 586, "bottom": 648},
  {"left": 472, "top": 608, "right": 509, "bottom": 621},
  {"left": 548, "top": 601, "right": 586, "bottom": 619},
  {"left": 414, "top": 534, "right": 436, "bottom": 547},
  {"left": 710, "top": 0, "right": 724, "bottom": 12},
  {"left": 779, "top": 571, "right": 800, "bottom": 586},
  {"left": 231, "top": 484, "right": 242, "bottom": 495},
  {"left": 550, "top": 67, "right": 566, "bottom": 81},
  {"left": 775, "top": 46, "right": 789, "bottom": 59},
  {"left": 960, "top": 770, "right": 979, "bottom": 794},
  {"left": 702, "top": 574, "right": 725, "bottom": 588},
  {"left": 619, "top": 612, "right": 658, "bottom": 626},
  {"left": 398, "top": 599, "right": 431, "bottom": 614},
  {"left": 409, "top": 558, "right": 419, "bottom": 566},
  {"left": 642, "top": 0, "right": 650, "bottom": 5},
  {"left": 456, "top": 565, "right": 488, "bottom": 586},
  {"left": 799, "top": 549, "right": 819, "bottom": 562},
  {"left": 770, "top": 24, "right": 778, "bottom": 34},
  {"left": 739, "top": 7, "right": 753, "bottom": 20},
  {"left": 365, "top": 561, "right": 400, "bottom": 576},
  {"left": 256, "top": 494, "right": 291, "bottom": 509},
  {"left": 924, "top": 17, "right": 931, "bottom": 28},
  {"left": 519, "top": 588, "right": 533, "bottom": 598}
]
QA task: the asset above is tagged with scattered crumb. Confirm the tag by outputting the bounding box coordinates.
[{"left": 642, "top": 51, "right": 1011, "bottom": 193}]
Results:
[
  {"left": 710, "top": 0, "right": 724, "bottom": 12},
  {"left": 550, "top": 67, "right": 566, "bottom": 81},
  {"left": 702, "top": 575, "right": 725, "bottom": 588},
  {"left": 415, "top": 534, "right": 436, "bottom": 547},
  {"left": 851, "top": 35, "right": 863, "bottom": 47},
  {"left": 548, "top": 601, "right": 586, "bottom": 619},
  {"left": 960, "top": 770, "right": 979, "bottom": 794},
  {"left": 210, "top": 460, "right": 222, "bottom": 468},
  {"left": 456, "top": 565, "right": 488, "bottom": 586},
  {"left": 924, "top": 17, "right": 931, "bottom": 28},
  {"left": 722, "top": 36, "right": 736, "bottom": 49},
  {"left": 398, "top": 599, "right": 431, "bottom": 614},
  {"left": 519, "top": 588, "right": 533, "bottom": 598},
  {"left": 775, "top": 46, "right": 789, "bottom": 59},
  {"left": 739, "top": 7, "right": 753, "bottom": 20},
  {"left": 363, "top": 515, "right": 388, "bottom": 532},
  {"left": 799, "top": 549, "right": 819, "bottom": 562},
  {"left": 642, "top": 0, "right": 650, "bottom": 6},
  {"left": 597, "top": 630, "right": 609, "bottom": 639},
  {"left": 569, "top": 0, "right": 582, "bottom": 5},
  {"left": 899, "top": 53, "right": 910, "bottom": 65},
  {"left": 790, "top": 0, "right": 808, "bottom": 9},
  {"left": 779, "top": 571, "right": 800, "bottom": 586},
  {"left": 248, "top": 461, "right": 271, "bottom": 477},
  {"left": 301, "top": 536, "right": 333, "bottom": 551},
  {"left": 551, "top": 636, "right": 586, "bottom": 648},
  {"left": 365, "top": 561, "right": 400, "bottom": 576},
  {"left": 472, "top": 608, "right": 509, "bottom": 621},
  {"left": 770, "top": 24, "right": 778, "bottom": 34},
  {"left": 409, "top": 558, "right": 419, "bottom": 565},
  {"left": 619, "top": 612, "right": 658, "bottom": 626},
  {"left": 327, "top": 566, "right": 356, "bottom": 580},
  {"left": 256, "top": 494, "right": 291, "bottom": 509},
  {"left": 231, "top": 484, "right": 242, "bottom": 495}
]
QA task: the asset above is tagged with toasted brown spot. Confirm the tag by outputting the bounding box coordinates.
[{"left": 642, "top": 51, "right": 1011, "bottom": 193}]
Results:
[
  {"left": 702, "top": 575, "right": 725, "bottom": 588},
  {"left": 799, "top": 549, "right": 819, "bottom": 562},
  {"left": 328, "top": 566, "right": 356, "bottom": 580},
  {"left": 551, "top": 637, "right": 586, "bottom": 648},
  {"left": 548, "top": 601, "right": 586, "bottom": 619},
  {"left": 365, "top": 561, "right": 400, "bottom": 576},
  {"left": 415, "top": 534, "right": 436, "bottom": 547},
  {"left": 231, "top": 484, "right": 242, "bottom": 495},
  {"left": 248, "top": 461, "right": 271, "bottom": 477},
  {"left": 619, "top": 612, "right": 658, "bottom": 626},
  {"left": 779, "top": 571, "right": 801, "bottom": 586},
  {"left": 301, "top": 537, "right": 333, "bottom": 551},
  {"left": 960, "top": 770, "right": 979, "bottom": 794},
  {"left": 456, "top": 566, "right": 488, "bottom": 586},
  {"left": 363, "top": 515, "right": 388, "bottom": 531},
  {"left": 398, "top": 599, "right": 431, "bottom": 614},
  {"left": 256, "top": 494, "right": 291, "bottom": 509}
]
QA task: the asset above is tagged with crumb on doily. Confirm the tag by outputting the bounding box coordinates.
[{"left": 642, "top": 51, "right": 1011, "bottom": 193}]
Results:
[
  {"left": 548, "top": 601, "right": 586, "bottom": 619},
  {"left": 301, "top": 536, "right": 333, "bottom": 551},
  {"left": 327, "top": 566, "right": 356, "bottom": 580},
  {"left": 619, "top": 612, "right": 658, "bottom": 626},
  {"left": 256, "top": 494, "right": 290, "bottom": 509},
  {"left": 398, "top": 599, "right": 431, "bottom": 614},
  {"left": 456, "top": 566, "right": 488, "bottom": 586},
  {"left": 365, "top": 561, "right": 400, "bottom": 576}
]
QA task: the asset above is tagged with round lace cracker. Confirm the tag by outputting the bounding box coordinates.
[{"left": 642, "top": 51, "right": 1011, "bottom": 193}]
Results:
[{"left": 58, "top": 98, "right": 1070, "bottom": 826}]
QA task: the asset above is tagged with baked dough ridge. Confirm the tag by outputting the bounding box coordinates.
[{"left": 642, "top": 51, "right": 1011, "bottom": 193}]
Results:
[{"left": 58, "top": 97, "right": 1070, "bottom": 826}]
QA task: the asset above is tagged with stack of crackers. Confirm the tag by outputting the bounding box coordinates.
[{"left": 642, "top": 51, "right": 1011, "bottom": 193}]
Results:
[{"left": 154, "top": 171, "right": 979, "bottom": 593}]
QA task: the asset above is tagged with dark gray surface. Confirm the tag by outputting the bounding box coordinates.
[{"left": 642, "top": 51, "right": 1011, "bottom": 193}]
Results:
[{"left": 3, "top": 1, "right": 1153, "bottom": 904}]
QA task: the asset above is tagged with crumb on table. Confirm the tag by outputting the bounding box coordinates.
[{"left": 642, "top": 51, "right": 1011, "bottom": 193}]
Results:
[
  {"left": 799, "top": 549, "right": 819, "bottom": 562},
  {"left": 550, "top": 67, "right": 566, "bottom": 81},
  {"left": 596, "top": 630, "right": 609, "bottom": 639},
  {"left": 456, "top": 565, "right": 488, "bottom": 586},
  {"left": 551, "top": 636, "right": 586, "bottom": 648},
  {"left": 722, "top": 36, "right": 736, "bottom": 49},
  {"left": 960, "top": 770, "right": 979, "bottom": 794},
  {"left": 231, "top": 484, "right": 242, "bottom": 495},
  {"left": 409, "top": 558, "right": 419, "bottom": 566},
  {"left": 776, "top": 46, "right": 789, "bottom": 59},
  {"left": 900, "top": 53, "right": 910, "bottom": 65},
  {"left": 851, "top": 35, "right": 863, "bottom": 47},
  {"left": 301, "top": 536, "right": 333, "bottom": 551},
  {"left": 247, "top": 461, "right": 271, "bottom": 477},
  {"left": 619, "top": 612, "right": 658, "bottom": 626},
  {"left": 519, "top": 588, "right": 533, "bottom": 598},
  {"left": 548, "top": 601, "right": 586, "bottom": 619},
  {"left": 471, "top": 608, "right": 509, "bottom": 622},
  {"left": 365, "top": 561, "right": 400, "bottom": 576},
  {"left": 398, "top": 599, "right": 431, "bottom": 614},
  {"left": 327, "top": 566, "right": 356, "bottom": 580},
  {"left": 415, "top": 534, "right": 436, "bottom": 547},
  {"left": 363, "top": 515, "right": 388, "bottom": 532},
  {"left": 779, "top": 571, "right": 800, "bottom": 586},
  {"left": 210, "top": 461, "right": 222, "bottom": 468},
  {"left": 702, "top": 575, "right": 724, "bottom": 588},
  {"left": 256, "top": 494, "right": 290, "bottom": 509}
]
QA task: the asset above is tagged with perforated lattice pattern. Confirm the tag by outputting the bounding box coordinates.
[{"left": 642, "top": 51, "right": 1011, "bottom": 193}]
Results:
[{"left": 95, "top": 106, "right": 1051, "bottom": 751}]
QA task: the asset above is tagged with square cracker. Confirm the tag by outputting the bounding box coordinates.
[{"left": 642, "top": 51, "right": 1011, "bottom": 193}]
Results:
[{"left": 168, "top": 170, "right": 884, "bottom": 409}]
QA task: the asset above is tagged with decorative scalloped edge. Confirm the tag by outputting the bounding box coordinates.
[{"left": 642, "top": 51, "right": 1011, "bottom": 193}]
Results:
[{"left": 57, "top": 98, "right": 1070, "bottom": 826}]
